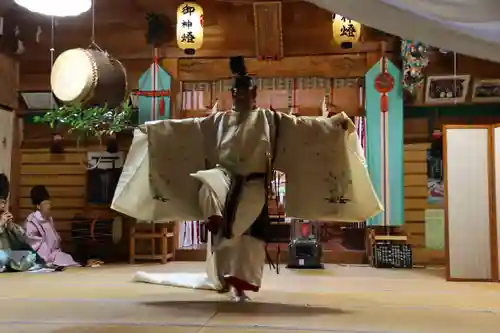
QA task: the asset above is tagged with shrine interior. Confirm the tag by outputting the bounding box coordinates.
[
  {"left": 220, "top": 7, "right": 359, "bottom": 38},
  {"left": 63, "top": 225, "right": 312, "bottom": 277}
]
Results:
[{"left": 1, "top": 0, "right": 500, "bottom": 332}]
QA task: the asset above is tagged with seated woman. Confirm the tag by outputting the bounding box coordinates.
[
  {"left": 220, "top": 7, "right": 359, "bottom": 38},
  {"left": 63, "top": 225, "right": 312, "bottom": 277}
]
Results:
[
  {"left": 24, "top": 185, "right": 80, "bottom": 268},
  {"left": 0, "top": 174, "right": 44, "bottom": 272}
]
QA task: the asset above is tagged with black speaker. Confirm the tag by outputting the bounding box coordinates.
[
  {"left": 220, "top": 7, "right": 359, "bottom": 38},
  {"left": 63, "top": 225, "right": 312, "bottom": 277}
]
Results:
[{"left": 287, "top": 238, "right": 323, "bottom": 269}]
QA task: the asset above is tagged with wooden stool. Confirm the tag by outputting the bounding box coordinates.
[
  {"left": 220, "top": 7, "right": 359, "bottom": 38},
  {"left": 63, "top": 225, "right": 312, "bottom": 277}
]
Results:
[{"left": 129, "top": 221, "right": 175, "bottom": 264}]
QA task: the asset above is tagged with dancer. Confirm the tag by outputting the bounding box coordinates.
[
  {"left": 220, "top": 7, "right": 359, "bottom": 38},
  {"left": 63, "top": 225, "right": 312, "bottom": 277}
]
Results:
[
  {"left": 114, "top": 56, "right": 382, "bottom": 301},
  {"left": 24, "top": 185, "right": 80, "bottom": 268}
]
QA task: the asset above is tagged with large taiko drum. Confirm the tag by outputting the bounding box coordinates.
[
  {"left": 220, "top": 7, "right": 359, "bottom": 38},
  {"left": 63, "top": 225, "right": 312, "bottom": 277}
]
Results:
[{"left": 51, "top": 48, "right": 128, "bottom": 109}]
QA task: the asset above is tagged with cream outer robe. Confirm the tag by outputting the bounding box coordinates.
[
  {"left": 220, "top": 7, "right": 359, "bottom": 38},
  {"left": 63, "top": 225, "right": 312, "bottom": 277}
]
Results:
[
  {"left": 113, "top": 110, "right": 382, "bottom": 223},
  {"left": 112, "top": 110, "right": 383, "bottom": 290}
]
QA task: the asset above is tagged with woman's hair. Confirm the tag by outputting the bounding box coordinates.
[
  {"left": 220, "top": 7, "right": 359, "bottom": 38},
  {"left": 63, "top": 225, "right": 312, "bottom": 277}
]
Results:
[
  {"left": 230, "top": 56, "right": 254, "bottom": 90},
  {"left": 0, "top": 173, "right": 9, "bottom": 200}
]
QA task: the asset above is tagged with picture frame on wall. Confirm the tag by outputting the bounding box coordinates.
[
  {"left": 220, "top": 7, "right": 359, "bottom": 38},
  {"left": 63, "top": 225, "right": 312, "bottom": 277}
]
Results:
[
  {"left": 425, "top": 75, "right": 471, "bottom": 104},
  {"left": 471, "top": 79, "right": 500, "bottom": 103}
]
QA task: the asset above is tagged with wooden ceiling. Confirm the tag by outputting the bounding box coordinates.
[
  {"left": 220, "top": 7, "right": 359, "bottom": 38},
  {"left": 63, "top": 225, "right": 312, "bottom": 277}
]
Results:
[
  {"left": 4, "top": 0, "right": 391, "bottom": 61},
  {"left": 2, "top": 0, "right": 395, "bottom": 91},
  {"left": 6, "top": 1, "right": 500, "bottom": 80}
]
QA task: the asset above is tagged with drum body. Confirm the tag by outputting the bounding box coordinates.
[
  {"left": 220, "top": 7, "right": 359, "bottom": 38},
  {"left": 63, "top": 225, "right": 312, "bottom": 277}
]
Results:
[{"left": 51, "top": 48, "right": 128, "bottom": 109}]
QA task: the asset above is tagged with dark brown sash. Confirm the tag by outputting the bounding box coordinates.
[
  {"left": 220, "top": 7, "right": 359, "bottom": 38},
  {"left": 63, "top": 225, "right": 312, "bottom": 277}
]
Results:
[
  {"left": 222, "top": 173, "right": 266, "bottom": 239},
  {"left": 221, "top": 111, "right": 281, "bottom": 239}
]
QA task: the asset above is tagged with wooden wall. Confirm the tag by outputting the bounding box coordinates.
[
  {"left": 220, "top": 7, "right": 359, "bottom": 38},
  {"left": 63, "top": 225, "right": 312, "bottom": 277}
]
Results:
[
  {"left": 0, "top": 53, "right": 18, "bottom": 110},
  {"left": 404, "top": 106, "right": 500, "bottom": 144},
  {"left": 426, "top": 53, "right": 500, "bottom": 79},
  {"left": 17, "top": 145, "right": 132, "bottom": 256},
  {"left": 19, "top": 149, "right": 86, "bottom": 247}
]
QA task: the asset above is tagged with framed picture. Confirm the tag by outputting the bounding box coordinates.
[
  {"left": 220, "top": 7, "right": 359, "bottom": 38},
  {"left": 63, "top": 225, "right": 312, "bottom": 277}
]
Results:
[
  {"left": 472, "top": 79, "right": 500, "bottom": 103},
  {"left": 425, "top": 75, "right": 471, "bottom": 104}
]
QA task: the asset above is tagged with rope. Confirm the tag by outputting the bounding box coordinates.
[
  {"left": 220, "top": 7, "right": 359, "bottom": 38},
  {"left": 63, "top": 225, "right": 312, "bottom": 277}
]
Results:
[
  {"left": 49, "top": 16, "right": 55, "bottom": 111},
  {"left": 88, "top": 0, "right": 101, "bottom": 51},
  {"left": 75, "top": 0, "right": 103, "bottom": 169},
  {"left": 152, "top": 48, "right": 157, "bottom": 120},
  {"left": 76, "top": 0, "right": 105, "bottom": 169},
  {"left": 91, "top": 0, "right": 95, "bottom": 45}
]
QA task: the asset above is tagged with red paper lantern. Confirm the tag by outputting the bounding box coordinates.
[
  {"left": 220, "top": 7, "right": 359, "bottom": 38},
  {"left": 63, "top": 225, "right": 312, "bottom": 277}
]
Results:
[
  {"left": 375, "top": 72, "right": 395, "bottom": 94},
  {"left": 375, "top": 72, "right": 394, "bottom": 113}
]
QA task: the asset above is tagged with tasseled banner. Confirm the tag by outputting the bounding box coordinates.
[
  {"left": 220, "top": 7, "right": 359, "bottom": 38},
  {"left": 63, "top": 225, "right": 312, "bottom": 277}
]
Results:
[
  {"left": 380, "top": 94, "right": 389, "bottom": 113},
  {"left": 353, "top": 115, "right": 367, "bottom": 229},
  {"left": 159, "top": 98, "right": 165, "bottom": 117}
]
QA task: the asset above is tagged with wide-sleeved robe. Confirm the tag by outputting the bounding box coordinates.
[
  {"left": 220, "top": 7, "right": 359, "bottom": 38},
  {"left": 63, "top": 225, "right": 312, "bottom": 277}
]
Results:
[
  {"left": 24, "top": 211, "right": 80, "bottom": 267},
  {"left": 0, "top": 221, "right": 45, "bottom": 272},
  {"left": 112, "top": 109, "right": 382, "bottom": 290}
]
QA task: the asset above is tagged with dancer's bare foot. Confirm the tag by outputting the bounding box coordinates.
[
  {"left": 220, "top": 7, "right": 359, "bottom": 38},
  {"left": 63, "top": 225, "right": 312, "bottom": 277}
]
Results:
[{"left": 231, "top": 288, "right": 250, "bottom": 302}]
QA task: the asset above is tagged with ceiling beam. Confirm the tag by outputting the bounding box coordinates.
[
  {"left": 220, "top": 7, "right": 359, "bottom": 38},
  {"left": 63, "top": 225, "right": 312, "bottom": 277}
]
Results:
[{"left": 0, "top": 0, "right": 13, "bottom": 16}]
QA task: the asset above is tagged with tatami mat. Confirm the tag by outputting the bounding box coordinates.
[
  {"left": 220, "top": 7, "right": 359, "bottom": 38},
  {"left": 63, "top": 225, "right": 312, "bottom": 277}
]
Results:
[{"left": 1, "top": 263, "right": 499, "bottom": 333}]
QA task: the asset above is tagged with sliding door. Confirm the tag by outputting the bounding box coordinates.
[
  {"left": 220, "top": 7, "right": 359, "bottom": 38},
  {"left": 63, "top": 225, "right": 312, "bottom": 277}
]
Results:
[{"left": 444, "top": 125, "right": 494, "bottom": 281}]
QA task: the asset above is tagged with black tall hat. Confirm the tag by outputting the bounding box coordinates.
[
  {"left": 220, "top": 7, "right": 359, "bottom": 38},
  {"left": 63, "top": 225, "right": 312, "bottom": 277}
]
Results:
[
  {"left": 229, "top": 56, "right": 253, "bottom": 90},
  {"left": 0, "top": 173, "right": 9, "bottom": 200},
  {"left": 30, "top": 185, "right": 50, "bottom": 206}
]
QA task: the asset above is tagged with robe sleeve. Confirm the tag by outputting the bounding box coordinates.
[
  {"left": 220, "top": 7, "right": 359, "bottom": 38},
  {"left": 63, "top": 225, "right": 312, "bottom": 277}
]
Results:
[
  {"left": 24, "top": 216, "right": 52, "bottom": 261},
  {"left": 0, "top": 222, "right": 25, "bottom": 240},
  {"left": 274, "top": 112, "right": 383, "bottom": 222},
  {"left": 7, "top": 222, "right": 25, "bottom": 236},
  {"left": 145, "top": 115, "right": 219, "bottom": 221}
]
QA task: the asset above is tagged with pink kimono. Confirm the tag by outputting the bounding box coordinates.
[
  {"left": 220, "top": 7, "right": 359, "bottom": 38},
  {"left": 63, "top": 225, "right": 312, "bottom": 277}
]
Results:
[{"left": 24, "top": 211, "right": 80, "bottom": 267}]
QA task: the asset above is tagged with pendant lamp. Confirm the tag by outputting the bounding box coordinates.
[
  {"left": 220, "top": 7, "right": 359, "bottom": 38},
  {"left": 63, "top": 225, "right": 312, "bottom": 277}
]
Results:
[{"left": 14, "top": 0, "right": 91, "bottom": 17}]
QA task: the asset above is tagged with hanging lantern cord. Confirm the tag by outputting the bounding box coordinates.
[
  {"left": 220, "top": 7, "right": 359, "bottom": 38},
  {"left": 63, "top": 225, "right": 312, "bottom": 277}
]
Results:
[
  {"left": 48, "top": 16, "right": 62, "bottom": 154},
  {"left": 79, "top": 0, "right": 102, "bottom": 170},
  {"left": 91, "top": 0, "right": 95, "bottom": 45},
  {"left": 49, "top": 16, "right": 55, "bottom": 111}
]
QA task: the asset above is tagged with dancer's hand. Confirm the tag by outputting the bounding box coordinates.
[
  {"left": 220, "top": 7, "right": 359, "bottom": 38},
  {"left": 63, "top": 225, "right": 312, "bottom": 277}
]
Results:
[
  {"left": 206, "top": 215, "right": 223, "bottom": 234},
  {"left": 341, "top": 119, "right": 349, "bottom": 131}
]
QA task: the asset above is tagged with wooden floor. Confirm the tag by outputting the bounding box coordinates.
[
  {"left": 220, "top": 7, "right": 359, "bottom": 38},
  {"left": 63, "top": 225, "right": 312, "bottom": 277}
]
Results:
[{"left": 1, "top": 263, "right": 500, "bottom": 333}]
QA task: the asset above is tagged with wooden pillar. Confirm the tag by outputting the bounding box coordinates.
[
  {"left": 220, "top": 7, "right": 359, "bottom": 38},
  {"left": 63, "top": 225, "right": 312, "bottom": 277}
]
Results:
[
  {"left": 0, "top": 53, "right": 20, "bottom": 220},
  {"left": 365, "top": 51, "right": 405, "bottom": 227},
  {"left": 366, "top": 51, "right": 381, "bottom": 70},
  {"left": 9, "top": 114, "right": 20, "bottom": 222},
  {"left": 162, "top": 59, "right": 180, "bottom": 119}
]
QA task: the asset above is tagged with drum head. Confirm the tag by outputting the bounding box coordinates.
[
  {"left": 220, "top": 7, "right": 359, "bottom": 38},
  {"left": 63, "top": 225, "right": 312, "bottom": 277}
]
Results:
[{"left": 51, "top": 49, "right": 95, "bottom": 104}]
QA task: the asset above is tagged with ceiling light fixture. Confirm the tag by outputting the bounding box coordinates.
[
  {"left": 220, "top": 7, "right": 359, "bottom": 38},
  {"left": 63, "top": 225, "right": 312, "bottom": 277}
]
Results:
[{"left": 14, "top": 0, "right": 91, "bottom": 17}]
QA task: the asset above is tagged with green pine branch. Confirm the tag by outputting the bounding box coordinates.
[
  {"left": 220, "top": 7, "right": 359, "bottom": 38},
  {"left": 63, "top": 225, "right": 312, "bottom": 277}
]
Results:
[{"left": 33, "top": 101, "right": 134, "bottom": 137}]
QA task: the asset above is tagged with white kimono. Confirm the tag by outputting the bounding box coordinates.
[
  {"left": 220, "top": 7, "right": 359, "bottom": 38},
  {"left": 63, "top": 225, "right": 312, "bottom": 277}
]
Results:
[{"left": 112, "top": 109, "right": 383, "bottom": 291}]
